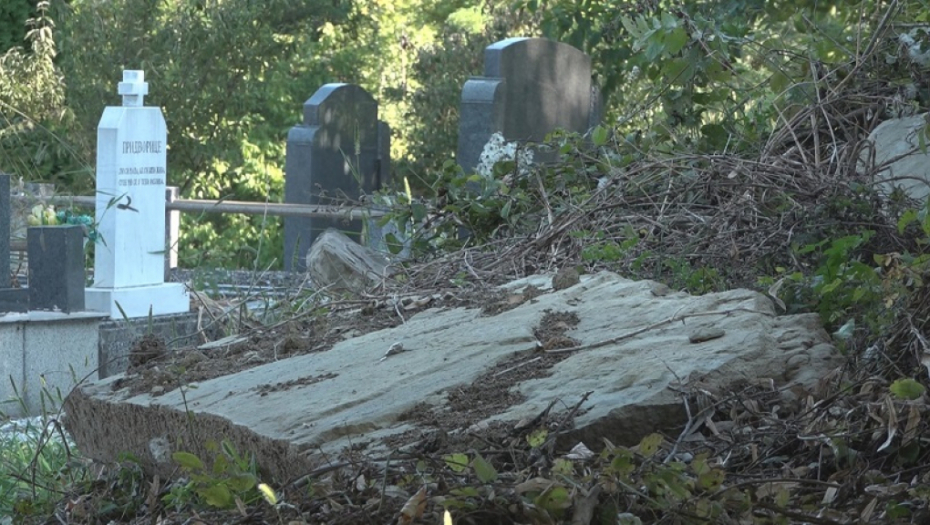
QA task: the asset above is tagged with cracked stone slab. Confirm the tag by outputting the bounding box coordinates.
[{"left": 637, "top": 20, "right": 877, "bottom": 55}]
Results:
[{"left": 63, "top": 271, "right": 839, "bottom": 481}]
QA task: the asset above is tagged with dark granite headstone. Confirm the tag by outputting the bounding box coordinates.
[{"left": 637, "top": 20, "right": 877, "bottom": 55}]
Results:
[
  {"left": 284, "top": 83, "right": 391, "bottom": 272},
  {"left": 0, "top": 288, "right": 27, "bottom": 312},
  {"left": 0, "top": 173, "right": 27, "bottom": 312},
  {"left": 28, "top": 225, "right": 85, "bottom": 313},
  {"left": 457, "top": 37, "right": 597, "bottom": 172},
  {"left": 0, "top": 173, "right": 10, "bottom": 288}
]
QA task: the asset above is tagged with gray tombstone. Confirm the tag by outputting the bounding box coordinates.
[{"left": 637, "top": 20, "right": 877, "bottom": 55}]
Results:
[
  {"left": 0, "top": 173, "right": 9, "bottom": 289},
  {"left": 28, "top": 225, "right": 85, "bottom": 313},
  {"left": 457, "top": 37, "right": 597, "bottom": 172},
  {"left": 0, "top": 174, "right": 28, "bottom": 312},
  {"left": 284, "top": 84, "right": 391, "bottom": 272}
]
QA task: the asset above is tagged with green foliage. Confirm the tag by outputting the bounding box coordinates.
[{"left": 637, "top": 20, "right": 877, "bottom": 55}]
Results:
[
  {"left": 890, "top": 378, "right": 926, "bottom": 400},
  {"left": 518, "top": 0, "right": 910, "bottom": 157},
  {"left": 662, "top": 258, "right": 724, "bottom": 295},
  {"left": 0, "top": 0, "right": 34, "bottom": 54},
  {"left": 379, "top": 130, "right": 608, "bottom": 256},
  {"left": 165, "top": 439, "right": 261, "bottom": 511},
  {"left": 0, "top": 417, "right": 80, "bottom": 520},
  {"left": 0, "top": 1, "right": 85, "bottom": 190},
  {"left": 394, "top": 4, "right": 534, "bottom": 188},
  {"left": 774, "top": 231, "right": 884, "bottom": 330},
  {"left": 434, "top": 432, "right": 735, "bottom": 521},
  {"left": 0, "top": 376, "right": 97, "bottom": 522},
  {"left": 762, "top": 196, "right": 930, "bottom": 337},
  {"left": 397, "top": 29, "right": 491, "bottom": 188},
  {"left": 53, "top": 0, "right": 348, "bottom": 269}
]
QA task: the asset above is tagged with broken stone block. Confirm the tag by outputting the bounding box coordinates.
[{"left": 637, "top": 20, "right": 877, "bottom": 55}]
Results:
[{"left": 306, "top": 228, "right": 392, "bottom": 293}]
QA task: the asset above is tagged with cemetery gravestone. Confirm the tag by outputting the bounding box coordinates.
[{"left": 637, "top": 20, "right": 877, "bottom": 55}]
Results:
[
  {"left": 85, "top": 70, "right": 189, "bottom": 318},
  {"left": 0, "top": 174, "right": 9, "bottom": 289},
  {"left": 284, "top": 83, "right": 391, "bottom": 272},
  {"left": 457, "top": 37, "right": 599, "bottom": 173},
  {"left": 27, "top": 225, "right": 85, "bottom": 313},
  {"left": 0, "top": 173, "right": 27, "bottom": 312}
]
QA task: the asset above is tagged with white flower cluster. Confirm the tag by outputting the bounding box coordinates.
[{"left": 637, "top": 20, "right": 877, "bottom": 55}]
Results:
[
  {"left": 899, "top": 28, "right": 930, "bottom": 67},
  {"left": 475, "top": 132, "right": 535, "bottom": 179}
]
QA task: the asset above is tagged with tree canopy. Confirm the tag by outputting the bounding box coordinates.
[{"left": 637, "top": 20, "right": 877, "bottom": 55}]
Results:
[{"left": 1, "top": 0, "right": 928, "bottom": 268}]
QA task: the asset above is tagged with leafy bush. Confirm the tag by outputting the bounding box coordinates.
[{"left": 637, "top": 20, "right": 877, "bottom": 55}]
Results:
[
  {"left": 0, "top": 0, "right": 33, "bottom": 54},
  {"left": 165, "top": 439, "right": 261, "bottom": 511},
  {"left": 52, "top": 0, "right": 348, "bottom": 269},
  {"left": 396, "top": 28, "right": 490, "bottom": 189},
  {"left": 394, "top": 3, "right": 535, "bottom": 190},
  {"left": 0, "top": 1, "right": 85, "bottom": 189}
]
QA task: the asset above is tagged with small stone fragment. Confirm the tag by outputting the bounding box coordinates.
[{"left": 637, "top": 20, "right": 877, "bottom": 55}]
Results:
[
  {"left": 689, "top": 327, "right": 726, "bottom": 343},
  {"left": 129, "top": 334, "right": 168, "bottom": 368},
  {"left": 180, "top": 350, "right": 207, "bottom": 368},
  {"left": 552, "top": 267, "right": 581, "bottom": 291},
  {"left": 649, "top": 282, "right": 672, "bottom": 297}
]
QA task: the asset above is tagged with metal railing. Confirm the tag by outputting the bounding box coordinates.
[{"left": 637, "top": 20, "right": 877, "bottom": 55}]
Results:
[
  {"left": 9, "top": 189, "right": 386, "bottom": 253},
  {"left": 13, "top": 194, "right": 383, "bottom": 219}
]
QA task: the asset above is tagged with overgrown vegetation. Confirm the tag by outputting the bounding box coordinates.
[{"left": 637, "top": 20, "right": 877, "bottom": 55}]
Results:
[{"left": 6, "top": 0, "right": 930, "bottom": 523}]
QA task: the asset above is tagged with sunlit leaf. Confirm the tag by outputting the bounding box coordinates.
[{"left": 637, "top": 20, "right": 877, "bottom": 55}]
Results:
[
  {"left": 890, "top": 378, "right": 925, "bottom": 400},
  {"left": 444, "top": 453, "right": 469, "bottom": 473},
  {"left": 172, "top": 451, "right": 204, "bottom": 471},
  {"left": 258, "top": 483, "right": 277, "bottom": 505},
  {"left": 526, "top": 428, "right": 548, "bottom": 448},
  {"left": 637, "top": 433, "right": 663, "bottom": 457},
  {"left": 200, "top": 483, "right": 233, "bottom": 508}
]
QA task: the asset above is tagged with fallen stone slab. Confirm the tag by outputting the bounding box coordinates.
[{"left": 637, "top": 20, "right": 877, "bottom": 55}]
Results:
[{"left": 63, "top": 271, "right": 839, "bottom": 482}]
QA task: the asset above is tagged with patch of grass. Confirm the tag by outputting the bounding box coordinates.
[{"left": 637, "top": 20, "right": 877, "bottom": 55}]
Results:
[{"left": 0, "top": 414, "right": 81, "bottom": 521}]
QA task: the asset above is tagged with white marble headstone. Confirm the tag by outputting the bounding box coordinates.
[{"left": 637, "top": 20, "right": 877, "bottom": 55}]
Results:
[{"left": 86, "top": 70, "right": 189, "bottom": 318}]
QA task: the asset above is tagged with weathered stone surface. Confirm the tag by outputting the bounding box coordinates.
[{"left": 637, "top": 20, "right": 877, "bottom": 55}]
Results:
[
  {"left": 864, "top": 114, "right": 930, "bottom": 201},
  {"left": 306, "top": 228, "right": 391, "bottom": 293},
  {"left": 63, "top": 272, "right": 839, "bottom": 482}
]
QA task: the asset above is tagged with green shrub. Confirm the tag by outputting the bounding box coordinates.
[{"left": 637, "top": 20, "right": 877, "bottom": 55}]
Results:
[{"left": 0, "top": 0, "right": 33, "bottom": 54}]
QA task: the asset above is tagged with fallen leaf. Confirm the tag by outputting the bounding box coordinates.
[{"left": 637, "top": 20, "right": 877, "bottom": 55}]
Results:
[
  {"left": 864, "top": 483, "right": 909, "bottom": 497},
  {"left": 397, "top": 486, "right": 427, "bottom": 525},
  {"left": 515, "top": 477, "right": 555, "bottom": 494}
]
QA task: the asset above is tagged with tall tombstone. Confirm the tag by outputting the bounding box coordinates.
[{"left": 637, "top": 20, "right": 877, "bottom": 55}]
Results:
[
  {"left": 457, "top": 37, "right": 598, "bottom": 173},
  {"left": 85, "top": 70, "right": 189, "bottom": 318},
  {"left": 284, "top": 83, "right": 391, "bottom": 272},
  {"left": 0, "top": 173, "right": 9, "bottom": 289}
]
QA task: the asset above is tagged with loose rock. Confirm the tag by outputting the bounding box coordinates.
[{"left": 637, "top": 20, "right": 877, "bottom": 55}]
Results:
[{"left": 306, "top": 228, "right": 393, "bottom": 293}]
